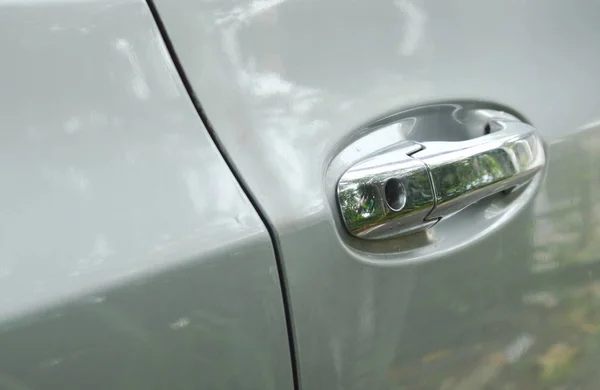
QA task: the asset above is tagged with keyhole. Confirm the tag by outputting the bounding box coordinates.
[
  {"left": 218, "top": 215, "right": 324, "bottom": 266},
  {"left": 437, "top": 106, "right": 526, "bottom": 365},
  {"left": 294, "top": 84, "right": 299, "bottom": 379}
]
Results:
[{"left": 385, "top": 179, "right": 407, "bottom": 211}]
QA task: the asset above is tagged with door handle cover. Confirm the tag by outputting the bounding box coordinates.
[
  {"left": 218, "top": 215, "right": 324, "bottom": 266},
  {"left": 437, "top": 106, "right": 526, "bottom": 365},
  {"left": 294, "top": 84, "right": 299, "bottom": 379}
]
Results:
[{"left": 337, "top": 119, "right": 546, "bottom": 240}]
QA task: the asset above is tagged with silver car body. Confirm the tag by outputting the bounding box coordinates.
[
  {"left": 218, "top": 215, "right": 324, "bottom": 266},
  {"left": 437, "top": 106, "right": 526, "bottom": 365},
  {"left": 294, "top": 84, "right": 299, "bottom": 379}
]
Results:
[
  {"left": 2, "top": 0, "right": 600, "bottom": 389},
  {"left": 0, "top": 2, "right": 291, "bottom": 389}
]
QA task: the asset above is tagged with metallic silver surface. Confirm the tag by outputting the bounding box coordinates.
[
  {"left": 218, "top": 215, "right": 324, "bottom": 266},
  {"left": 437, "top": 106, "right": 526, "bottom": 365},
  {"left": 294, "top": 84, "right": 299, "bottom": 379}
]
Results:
[
  {"left": 154, "top": 0, "right": 600, "bottom": 387},
  {"left": 337, "top": 142, "right": 436, "bottom": 239},
  {"left": 0, "top": 1, "right": 293, "bottom": 389},
  {"left": 417, "top": 119, "right": 546, "bottom": 220},
  {"left": 337, "top": 118, "right": 545, "bottom": 240}
]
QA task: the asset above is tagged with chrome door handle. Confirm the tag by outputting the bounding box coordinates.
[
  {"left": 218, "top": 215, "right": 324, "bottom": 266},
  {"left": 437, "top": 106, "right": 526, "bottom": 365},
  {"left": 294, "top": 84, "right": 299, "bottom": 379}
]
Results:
[{"left": 337, "top": 119, "right": 545, "bottom": 240}]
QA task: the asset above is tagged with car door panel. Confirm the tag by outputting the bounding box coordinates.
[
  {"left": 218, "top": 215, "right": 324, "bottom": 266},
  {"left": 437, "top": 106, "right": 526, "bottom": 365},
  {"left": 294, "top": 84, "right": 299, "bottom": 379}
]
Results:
[
  {"left": 0, "top": 1, "right": 293, "bottom": 389},
  {"left": 153, "top": 0, "right": 600, "bottom": 389}
]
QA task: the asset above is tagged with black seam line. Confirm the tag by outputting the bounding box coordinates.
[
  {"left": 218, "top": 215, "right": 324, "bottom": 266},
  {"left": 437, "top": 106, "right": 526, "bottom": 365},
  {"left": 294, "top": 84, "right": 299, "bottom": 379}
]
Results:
[{"left": 145, "top": 1, "right": 301, "bottom": 389}]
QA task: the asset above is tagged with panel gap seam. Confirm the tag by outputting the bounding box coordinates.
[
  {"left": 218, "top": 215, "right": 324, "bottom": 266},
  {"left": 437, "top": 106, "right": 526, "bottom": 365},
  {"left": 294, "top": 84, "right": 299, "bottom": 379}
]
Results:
[{"left": 144, "top": 2, "right": 301, "bottom": 390}]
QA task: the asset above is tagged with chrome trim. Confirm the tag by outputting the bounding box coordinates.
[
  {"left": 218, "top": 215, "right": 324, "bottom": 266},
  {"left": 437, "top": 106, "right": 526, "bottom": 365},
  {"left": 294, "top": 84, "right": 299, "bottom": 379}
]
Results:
[
  {"left": 415, "top": 120, "right": 545, "bottom": 220},
  {"left": 337, "top": 119, "right": 545, "bottom": 240},
  {"left": 337, "top": 142, "right": 436, "bottom": 240}
]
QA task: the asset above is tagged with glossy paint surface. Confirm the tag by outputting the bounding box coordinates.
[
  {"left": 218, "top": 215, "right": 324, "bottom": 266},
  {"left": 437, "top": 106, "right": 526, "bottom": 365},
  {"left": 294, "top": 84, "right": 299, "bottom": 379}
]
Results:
[
  {"left": 0, "top": 1, "right": 293, "bottom": 389},
  {"left": 154, "top": 0, "right": 600, "bottom": 388}
]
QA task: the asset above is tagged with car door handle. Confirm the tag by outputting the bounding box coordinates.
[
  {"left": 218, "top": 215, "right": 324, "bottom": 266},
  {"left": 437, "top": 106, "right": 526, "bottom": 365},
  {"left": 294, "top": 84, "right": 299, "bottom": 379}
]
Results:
[{"left": 337, "top": 119, "right": 546, "bottom": 240}]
